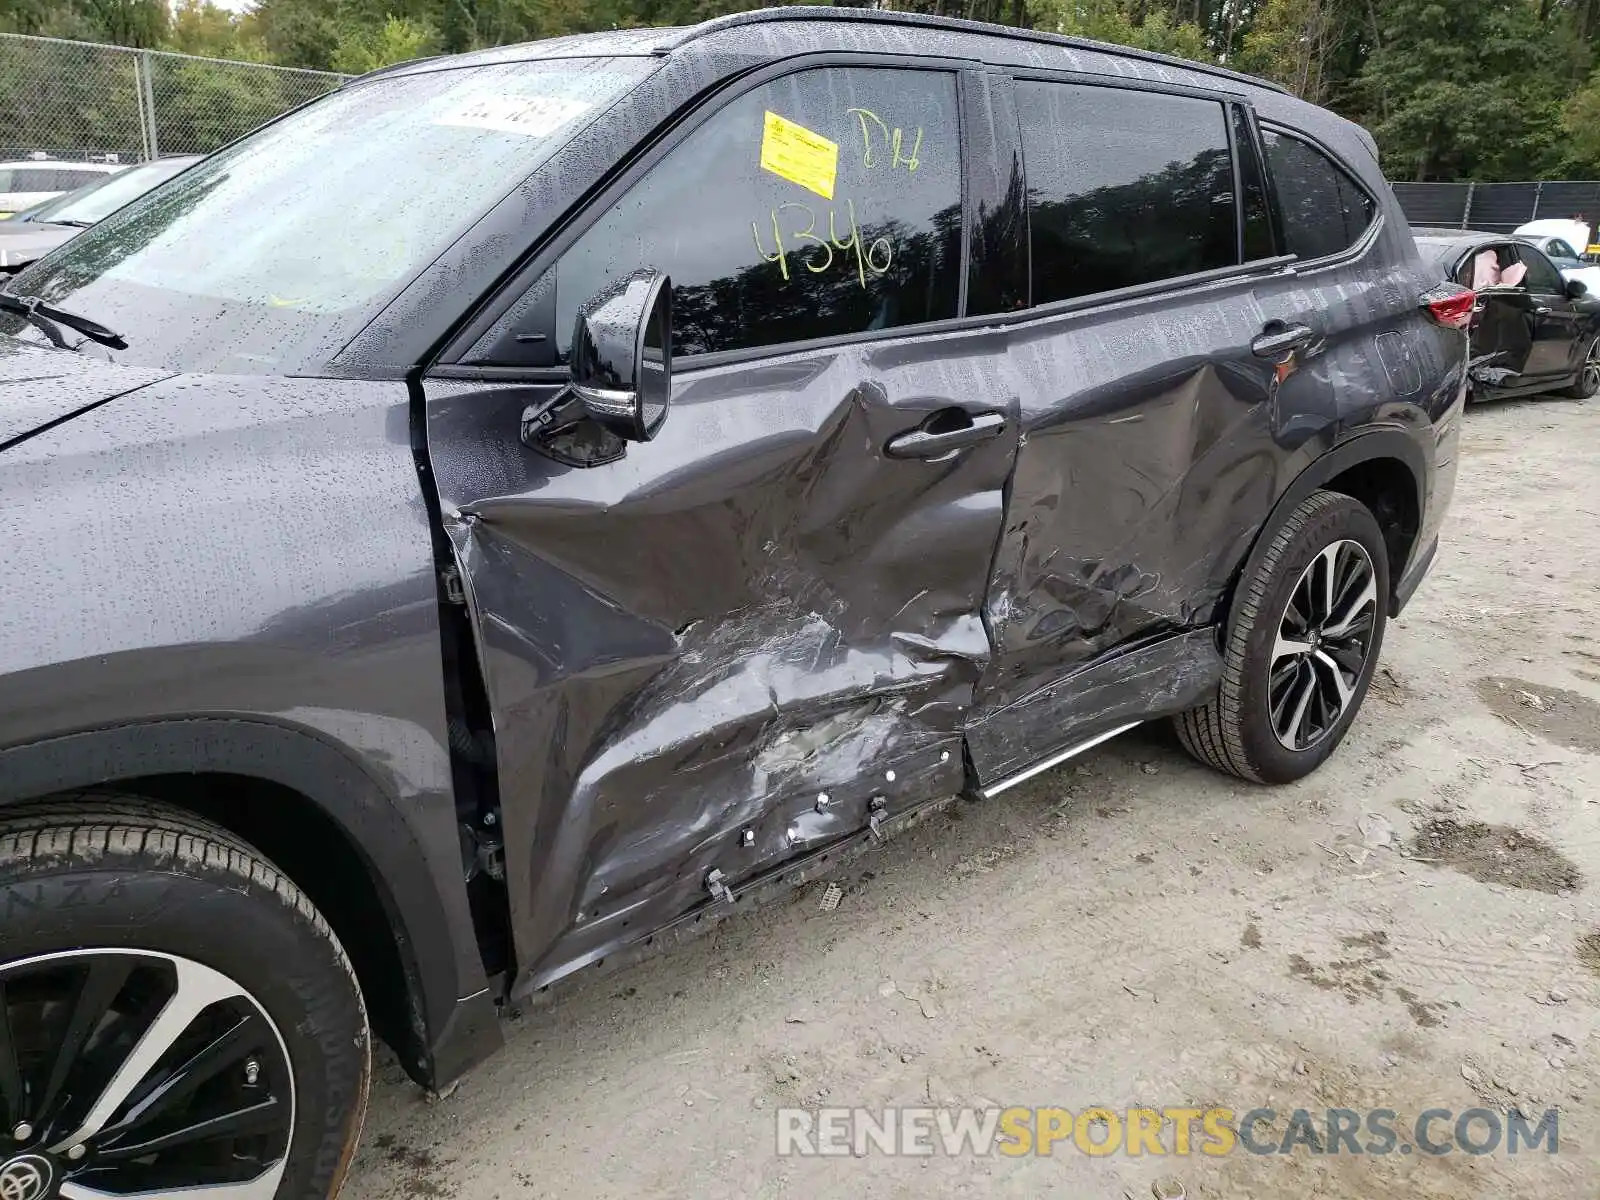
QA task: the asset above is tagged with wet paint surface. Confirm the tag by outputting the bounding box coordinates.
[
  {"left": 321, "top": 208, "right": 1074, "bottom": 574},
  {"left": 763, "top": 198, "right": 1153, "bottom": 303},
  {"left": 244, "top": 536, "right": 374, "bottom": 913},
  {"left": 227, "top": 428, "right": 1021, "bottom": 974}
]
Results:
[
  {"left": 966, "top": 250, "right": 1461, "bottom": 777},
  {"left": 413, "top": 12, "right": 1467, "bottom": 998},
  {"left": 0, "top": 10, "right": 1469, "bottom": 1080},
  {"left": 426, "top": 337, "right": 1015, "bottom": 986},
  {"left": 0, "top": 347, "right": 494, "bottom": 1080},
  {"left": 0, "top": 338, "right": 169, "bottom": 445}
]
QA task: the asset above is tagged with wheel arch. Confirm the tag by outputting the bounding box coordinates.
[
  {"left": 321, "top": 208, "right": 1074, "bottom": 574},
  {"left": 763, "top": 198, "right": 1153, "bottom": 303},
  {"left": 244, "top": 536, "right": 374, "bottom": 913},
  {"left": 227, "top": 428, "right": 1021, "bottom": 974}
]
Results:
[
  {"left": 0, "top": 717, "right": 501, "bottom": 1091},
  {"left": 1225, "top": 430, "right": 1427, "bottom": 632}
]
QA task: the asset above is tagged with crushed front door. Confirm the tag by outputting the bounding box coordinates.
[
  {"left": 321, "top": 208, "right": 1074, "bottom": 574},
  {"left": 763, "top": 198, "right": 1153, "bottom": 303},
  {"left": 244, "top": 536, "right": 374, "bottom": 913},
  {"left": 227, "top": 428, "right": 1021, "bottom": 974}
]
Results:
[{"left": 422, "top": 62, "right": 1020, "bottom": 995}]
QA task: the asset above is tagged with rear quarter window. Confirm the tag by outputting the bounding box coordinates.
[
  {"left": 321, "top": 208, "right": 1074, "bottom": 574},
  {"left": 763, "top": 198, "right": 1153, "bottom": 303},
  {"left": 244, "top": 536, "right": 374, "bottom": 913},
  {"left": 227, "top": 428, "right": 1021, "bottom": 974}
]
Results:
[{"left": 1261, "top": 128, "right": 1375, "bottom": 261}]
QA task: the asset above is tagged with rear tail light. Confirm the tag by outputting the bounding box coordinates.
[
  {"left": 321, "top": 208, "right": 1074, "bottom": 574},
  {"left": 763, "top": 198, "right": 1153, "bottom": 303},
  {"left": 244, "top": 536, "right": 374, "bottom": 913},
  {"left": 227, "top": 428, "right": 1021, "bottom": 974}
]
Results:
[{"left": 1422, "top": 284, "right": 1476, "bottom": 330}]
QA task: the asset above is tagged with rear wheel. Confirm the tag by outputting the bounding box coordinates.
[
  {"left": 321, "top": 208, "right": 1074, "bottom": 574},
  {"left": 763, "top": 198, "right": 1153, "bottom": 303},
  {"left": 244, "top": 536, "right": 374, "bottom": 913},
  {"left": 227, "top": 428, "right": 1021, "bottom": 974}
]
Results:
[
  {"left": 0, "top": 797, "right": 369, "bottom": 1199},
  {"left": 1557, "top": 335, "right": 1600, "bottom": 398},
  {"left": 1175, "top": 489, "right": 1389, "bottom": 783}
]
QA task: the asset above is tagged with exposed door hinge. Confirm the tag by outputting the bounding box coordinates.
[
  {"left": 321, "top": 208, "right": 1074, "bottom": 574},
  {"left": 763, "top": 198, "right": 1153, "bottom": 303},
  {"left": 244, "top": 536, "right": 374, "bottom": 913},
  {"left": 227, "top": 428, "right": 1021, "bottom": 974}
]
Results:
[
  {"left": 461, "top": 814, "right": 505, "bottom": 882},
  {"left": 441, "top": 565, "right": 466, "bottom": 605}
]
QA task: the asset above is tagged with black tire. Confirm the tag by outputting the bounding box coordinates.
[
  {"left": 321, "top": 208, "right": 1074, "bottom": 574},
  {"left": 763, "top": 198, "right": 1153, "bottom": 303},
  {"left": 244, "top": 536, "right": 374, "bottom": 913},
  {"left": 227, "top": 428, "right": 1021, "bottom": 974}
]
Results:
[
  {"left": 1556, "top": 334, "right": 1600, "bottom": 399},
  {"left": 1174, "top": 489, "right": 1390, "bottom": 783},
  {"left": 0, "top": 796, "right": 369, "bottom": 1199}
]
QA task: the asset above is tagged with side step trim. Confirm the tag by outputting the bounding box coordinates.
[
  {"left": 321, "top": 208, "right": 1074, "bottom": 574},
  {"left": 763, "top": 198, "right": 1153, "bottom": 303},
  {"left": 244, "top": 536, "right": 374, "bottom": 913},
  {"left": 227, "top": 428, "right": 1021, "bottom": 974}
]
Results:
[{"left": 978, "top": 722, "right": 1141, "bottom": 800}]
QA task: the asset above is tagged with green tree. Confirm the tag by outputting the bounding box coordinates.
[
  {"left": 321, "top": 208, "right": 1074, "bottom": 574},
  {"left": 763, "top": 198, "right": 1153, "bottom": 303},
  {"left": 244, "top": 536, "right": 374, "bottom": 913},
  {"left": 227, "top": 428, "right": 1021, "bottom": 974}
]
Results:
[
  {"left": 0, "top": 0, "right": 166, "bottom": 43},
  {"left": 165, "top": 0, "right": 270, "bottom": 61},
  {"left": 1561, "top": 65, "right": 1600, "bottom": 172},
  {"left": 1355, "top": 0, "right": 1573, "bottom": 181},
  {"left": 1235, "top": 0, "right": 1361, "bottom": 104},
  {"left": 77, "top": 0, "right": 168, "bottom": 46},
  {"left": 330, "top": 14, "right": 439, "bottom": 72},
  {"left": 1028, "top": 0, "right": 1212, "bottom": 57}
]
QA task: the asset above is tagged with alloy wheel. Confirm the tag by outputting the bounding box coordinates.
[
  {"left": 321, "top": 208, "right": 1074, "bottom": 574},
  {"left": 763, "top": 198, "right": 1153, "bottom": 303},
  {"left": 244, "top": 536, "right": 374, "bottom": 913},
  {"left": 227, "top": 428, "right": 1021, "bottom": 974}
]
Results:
[
  {"left": 0, "top": 949, "right": 293, "bottom": 1200},
  {"left": 1267, "top": 538, "right": 1378, "bottom": 752},
  {"left": 1584, "top": 339, "right": 1600, "bottom": 397}
]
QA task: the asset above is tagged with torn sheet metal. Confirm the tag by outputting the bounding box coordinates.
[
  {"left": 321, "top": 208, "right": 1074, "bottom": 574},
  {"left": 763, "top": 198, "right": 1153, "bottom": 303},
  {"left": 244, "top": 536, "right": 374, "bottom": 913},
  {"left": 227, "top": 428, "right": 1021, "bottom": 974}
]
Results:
[
  {"left": 423, "top": 340, "right": 1019, "bottom": 995},
  {"left": 1467, "top": 353, "right": 1517, "bottom": 389},
  {"left": 1469, "top": 365, "right": 1519, "bottom": 388}
]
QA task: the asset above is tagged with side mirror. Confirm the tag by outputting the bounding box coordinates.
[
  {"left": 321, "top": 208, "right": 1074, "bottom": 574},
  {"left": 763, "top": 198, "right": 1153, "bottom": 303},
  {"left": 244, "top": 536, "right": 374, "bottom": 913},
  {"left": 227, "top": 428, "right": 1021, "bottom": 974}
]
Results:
[
  {"left": 569, "top": 270, "right": 672, "bottom": 442},
  {"left": 1567, "top": 277, "right": 1589, "bottom": 299}
]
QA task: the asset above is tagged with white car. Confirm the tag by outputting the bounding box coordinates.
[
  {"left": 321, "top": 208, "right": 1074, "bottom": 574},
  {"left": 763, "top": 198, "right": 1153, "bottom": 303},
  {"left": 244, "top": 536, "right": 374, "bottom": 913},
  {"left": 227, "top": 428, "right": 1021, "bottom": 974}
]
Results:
[
  {"left": 1514, "top": 219, "right": 1600, "bottom": 297},
  {"left": 0, "top": 160, "right": 124, "bottom": 219}
]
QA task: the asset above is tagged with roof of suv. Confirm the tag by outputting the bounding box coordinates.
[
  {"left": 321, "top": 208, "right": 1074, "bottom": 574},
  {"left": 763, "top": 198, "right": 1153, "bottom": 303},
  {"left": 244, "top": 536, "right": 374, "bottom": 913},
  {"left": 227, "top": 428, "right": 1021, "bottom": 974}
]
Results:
[{"left": 366, "top": 6, "right": 1288, "bottom": 96}]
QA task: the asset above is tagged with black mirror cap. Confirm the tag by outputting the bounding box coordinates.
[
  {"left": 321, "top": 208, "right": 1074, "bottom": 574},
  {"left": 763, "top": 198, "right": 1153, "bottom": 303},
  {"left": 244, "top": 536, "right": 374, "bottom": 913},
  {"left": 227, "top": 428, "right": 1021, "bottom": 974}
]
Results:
[
  {"left": 569, "top": 269, "right": 672, "bottom": 442},
  {"left": 1567, "top": 277, "right": 1589, "bottom": 299}
]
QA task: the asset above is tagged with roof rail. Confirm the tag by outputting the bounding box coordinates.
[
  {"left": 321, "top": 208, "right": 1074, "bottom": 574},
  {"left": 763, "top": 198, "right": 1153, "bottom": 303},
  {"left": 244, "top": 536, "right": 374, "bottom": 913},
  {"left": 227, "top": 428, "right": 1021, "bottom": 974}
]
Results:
[
  {"left": 660, "top": 6, "right": 1289, "bottom": 95},
  {"left": 352, "top": 54, "right": 443, "bottom": 82}
]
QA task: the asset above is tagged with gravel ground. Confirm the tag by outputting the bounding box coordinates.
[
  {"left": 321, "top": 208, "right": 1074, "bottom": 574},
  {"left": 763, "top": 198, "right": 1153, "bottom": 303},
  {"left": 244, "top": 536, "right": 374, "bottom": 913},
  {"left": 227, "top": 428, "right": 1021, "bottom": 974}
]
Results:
[{"left": 343, "top": 393, "right": 1600, "bottom": 1200}]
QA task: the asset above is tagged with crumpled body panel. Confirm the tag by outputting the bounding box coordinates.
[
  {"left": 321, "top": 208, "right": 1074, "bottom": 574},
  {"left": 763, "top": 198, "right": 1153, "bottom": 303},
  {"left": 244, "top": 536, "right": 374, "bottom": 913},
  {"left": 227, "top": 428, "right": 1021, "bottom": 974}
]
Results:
[
  {"left": 964, "top": 249, "right": 1451, "bottom": 780},
  {"left": 966, "top": 277, "right": 1288, "bottom": 778},
  {"left": 424, "top": 339, "right": 1017, "bottom": 989},
  {"left": 412, "top": 15, "right": 1465, "bottom": 996}
]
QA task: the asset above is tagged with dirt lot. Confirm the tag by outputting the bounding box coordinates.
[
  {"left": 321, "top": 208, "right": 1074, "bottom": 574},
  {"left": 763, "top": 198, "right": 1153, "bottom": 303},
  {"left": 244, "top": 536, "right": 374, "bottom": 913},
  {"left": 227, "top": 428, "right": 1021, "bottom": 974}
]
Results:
[{"left": 344, "top": 394, "right": 1600, "bottom": 1200}]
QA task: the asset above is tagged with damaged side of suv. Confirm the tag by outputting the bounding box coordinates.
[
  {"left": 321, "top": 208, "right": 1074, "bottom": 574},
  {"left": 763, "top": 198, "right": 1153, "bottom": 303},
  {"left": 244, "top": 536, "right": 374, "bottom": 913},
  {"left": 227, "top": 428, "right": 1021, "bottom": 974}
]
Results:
[{"left": 0, "top": 10, "right": 1465, "bottom": 1198}]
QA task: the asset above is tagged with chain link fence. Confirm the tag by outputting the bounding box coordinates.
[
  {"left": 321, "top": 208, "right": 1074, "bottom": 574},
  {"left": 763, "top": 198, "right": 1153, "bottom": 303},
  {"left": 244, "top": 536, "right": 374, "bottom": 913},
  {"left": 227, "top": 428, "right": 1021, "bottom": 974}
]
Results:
[
  {"left": 0, "top": 33, "right": 348, "bottom": 166},
  {"left": 1392, "top": 180, "right": 1600, "bottom": 239}
]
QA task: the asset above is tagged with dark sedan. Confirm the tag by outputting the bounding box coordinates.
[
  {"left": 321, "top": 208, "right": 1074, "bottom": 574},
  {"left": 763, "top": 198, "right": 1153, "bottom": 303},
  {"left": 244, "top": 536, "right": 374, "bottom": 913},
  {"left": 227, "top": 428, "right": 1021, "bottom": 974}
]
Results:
[
  {"left": 1414, "top": 227, "right": 1600, "bottom": 400},
  {"left": 0, "top": 155, "right": 199, "bottom": 273}
]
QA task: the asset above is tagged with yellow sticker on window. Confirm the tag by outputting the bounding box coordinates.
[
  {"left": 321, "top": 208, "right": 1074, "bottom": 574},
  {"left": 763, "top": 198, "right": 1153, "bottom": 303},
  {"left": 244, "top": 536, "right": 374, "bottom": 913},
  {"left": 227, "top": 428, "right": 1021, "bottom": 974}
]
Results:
[{"left": 759, "top": 111, "right": 838, "bottom": 201}]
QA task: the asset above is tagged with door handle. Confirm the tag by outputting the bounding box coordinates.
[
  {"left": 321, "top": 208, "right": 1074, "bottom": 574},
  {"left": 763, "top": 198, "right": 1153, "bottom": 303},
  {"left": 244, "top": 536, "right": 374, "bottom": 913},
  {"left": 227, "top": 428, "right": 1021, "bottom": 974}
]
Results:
[
  {"left": 1534, "top": 305, "right": 1552, "bottom": 315},
  {"left": 1251, "top": 322, "right": 1315, "bottom": 358},
  {"left": 885, "top": 410, "right": 1007, "bottom": 460}
]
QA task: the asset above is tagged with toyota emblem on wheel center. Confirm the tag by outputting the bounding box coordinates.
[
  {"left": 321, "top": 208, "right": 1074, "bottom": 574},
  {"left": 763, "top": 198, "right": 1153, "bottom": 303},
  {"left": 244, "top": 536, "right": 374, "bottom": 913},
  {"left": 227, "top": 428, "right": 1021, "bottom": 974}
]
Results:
[{"left": 0, "top": 1156, "right": 53, "bottom": 1200}]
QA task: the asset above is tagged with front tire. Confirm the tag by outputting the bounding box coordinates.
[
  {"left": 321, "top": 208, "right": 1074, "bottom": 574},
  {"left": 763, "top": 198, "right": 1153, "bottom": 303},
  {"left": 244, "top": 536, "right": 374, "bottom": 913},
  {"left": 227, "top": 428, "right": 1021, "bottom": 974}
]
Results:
[
  {"left": 0, "top": 797, "right": 369, "bottom": 1199},
  {"left": 1175, "top": 489, "right": 1390, "bottom": 783}
]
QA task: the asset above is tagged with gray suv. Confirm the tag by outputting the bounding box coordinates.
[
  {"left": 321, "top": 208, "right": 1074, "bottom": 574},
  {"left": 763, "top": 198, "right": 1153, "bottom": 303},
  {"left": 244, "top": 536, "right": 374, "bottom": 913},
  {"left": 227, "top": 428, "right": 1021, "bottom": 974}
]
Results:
[{"left": 0, "top": 10, "right": 1466, "bottom": 1197}]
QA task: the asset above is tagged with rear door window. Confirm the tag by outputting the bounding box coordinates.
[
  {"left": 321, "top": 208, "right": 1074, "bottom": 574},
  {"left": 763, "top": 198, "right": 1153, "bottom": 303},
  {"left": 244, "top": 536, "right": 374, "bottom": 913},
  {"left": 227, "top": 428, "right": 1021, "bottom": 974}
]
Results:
[
  {"left": 1016, "top": 81, "right": 1239, "bottom": 306},
  {"left": 544, "top": 67, "right": 963, "bottom": 360},
  {"left": 1261, "top": 129, "right": 1375, "bottom": 261}
]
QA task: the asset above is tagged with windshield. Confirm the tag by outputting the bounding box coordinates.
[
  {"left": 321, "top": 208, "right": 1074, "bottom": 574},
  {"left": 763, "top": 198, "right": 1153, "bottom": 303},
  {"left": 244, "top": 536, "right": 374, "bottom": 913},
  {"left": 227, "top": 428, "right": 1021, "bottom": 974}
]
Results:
[
  {"left": 1, "top": 57, "right": 653, "bottom": 373},
  {"left": 26, "top": 159, "right": 197, "bottom": 226}
]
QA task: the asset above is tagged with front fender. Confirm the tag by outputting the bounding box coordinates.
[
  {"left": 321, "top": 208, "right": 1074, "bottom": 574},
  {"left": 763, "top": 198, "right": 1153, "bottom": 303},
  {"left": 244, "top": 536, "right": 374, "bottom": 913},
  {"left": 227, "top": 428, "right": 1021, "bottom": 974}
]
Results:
[
  {"left": 0, "top": 365, "right": 506, "bottom": 1090},
  {"left": 0, "top": 715, "right": 502, "bottom": 1089}
]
